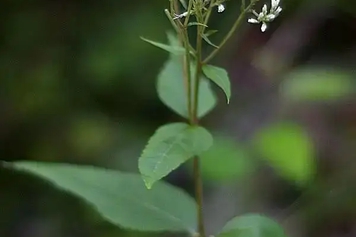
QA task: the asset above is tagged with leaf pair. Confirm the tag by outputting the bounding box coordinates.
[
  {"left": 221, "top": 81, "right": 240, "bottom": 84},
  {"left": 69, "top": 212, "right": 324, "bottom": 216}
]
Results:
[{"left": 143, "top": 32, "right": 232, "bottom": 113}]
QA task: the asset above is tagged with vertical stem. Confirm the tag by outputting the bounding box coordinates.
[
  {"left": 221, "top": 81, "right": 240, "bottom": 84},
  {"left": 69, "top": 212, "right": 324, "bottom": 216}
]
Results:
[
  {"left": 183, "top": 31, "right": 193, "bottom": 119},
  {"left": 178, "top": 1, "right": 220, "bottom": 236},
  {"left": 173, "top": 0, "right": 193, "bottom": 119},
  {"left": 191, "top": 13, "right": 206, "bottom": 237},
  {"left": 193, "top": 156, "right": 205, "bottom": 237},
  {"left": 192, "top": 20, "right": 203, "bottom": 124}
]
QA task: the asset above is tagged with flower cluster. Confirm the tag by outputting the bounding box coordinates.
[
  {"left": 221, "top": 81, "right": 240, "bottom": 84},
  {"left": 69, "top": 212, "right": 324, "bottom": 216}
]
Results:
[
  {"left": 173, "top": 1, "right": 225, "bottom": 20},
  {"left": 248, "top": 0, "right": 282, "bottom": 32}
]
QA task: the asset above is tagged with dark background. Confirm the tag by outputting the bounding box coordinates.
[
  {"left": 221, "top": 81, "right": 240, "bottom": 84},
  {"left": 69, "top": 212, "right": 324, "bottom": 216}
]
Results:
[{"left": 0, "top": 0, "right": 356, "bottom": 237}]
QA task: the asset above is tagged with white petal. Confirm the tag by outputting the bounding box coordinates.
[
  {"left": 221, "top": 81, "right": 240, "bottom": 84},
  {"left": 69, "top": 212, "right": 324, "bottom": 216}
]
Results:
[
  {"left": 217, "top": 4, "right": 225, "bottom": 13},
  {"left": 274, "top": 6, "right": 282, "bottom": 15},
  {"left": 173, "top": 11, "right": 188, "bottom": 19},
  {"left": 248, "top": 18, "right": 259, "bottom": 24},
  {"left": 252, "top": 10, "right": 259, "bottom": 17},
  {"left": 266, "top": 14, "right": 276, "bottom": 21},
  {"left": 262, "top": 4, "right": 268, "bottom": 14},
  {"left": 261, "top": 22, "right": 268, "bottom": 32},
  {"left": 258, "top": 12, "right": 264, "bottom": 21},
  {"left": 271, "top": 0, "right": 280, "bottom": 10}
]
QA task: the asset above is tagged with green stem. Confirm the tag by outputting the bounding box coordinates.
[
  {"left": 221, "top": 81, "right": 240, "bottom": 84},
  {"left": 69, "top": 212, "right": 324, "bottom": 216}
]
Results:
[
  {"left": 203, "top": 0, "right": 259, "bottom": 64},
  {"left": 203, "top": 0, "right": 215, "bottom": 28},
  {"left": 183, "top": 30, "right": 193, "bottom": 119},
  {"left": 184, "top": 0, "right": 194, "bottom": 26},
  {"left": 193, "top": 156, "right": 205, "bottom": 237},
  {"left": 191, "top": 13, "right": 206, "bottom": 237},
  {"left": 172, "top": 0, "right": 193, "bottom": 119},
  {"left": 192, "top": 22, "right": 203, "bottom": 124}
]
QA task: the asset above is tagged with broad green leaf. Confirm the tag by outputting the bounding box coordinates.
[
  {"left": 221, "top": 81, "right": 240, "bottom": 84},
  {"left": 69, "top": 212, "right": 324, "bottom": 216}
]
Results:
[
  {"left": 157, "top": 32, "right": 217, "bottom": 118},
  {"left": 140, "top": 37, "right": 185, "bottom": 55},
  {"left": 200, "top": 137, "right": 255, "bottom": 182},
  {"left": 139, "top": 123, "right": 213, "bottom": 188},
  {"left": 281, "top": 67, "right": 354, "bottom": 102},
  {"left": 7, "top": 161, "right": 197, "bottom": 233},
  {"left": 217, "top": 214, "right": 287, "bottom": 237},
  {"left": 252, "top": 122, "right": 315, "bottom": 185},
  {"left": 157, "top": 57, "right": 217, "bottom": 118},
  {"left": 202, "top": 65, "right": 231, "bottom": 103}
]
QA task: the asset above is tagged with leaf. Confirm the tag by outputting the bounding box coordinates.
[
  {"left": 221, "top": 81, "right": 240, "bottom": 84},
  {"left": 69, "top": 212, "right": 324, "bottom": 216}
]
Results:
[
  {"left": 139, "top": 123, "right": 213, "bottom": 188},
  {"left": 281, "top": 66, "right": 354, "bottom": 102},
  {"left": 205, "top": 29, "right": 218, "bottom": 37},
  {"left": 157, "top": 32, "right": 217, "bottom": 118},
  {"left": 202, "top": 34, "right": 219, "bottom": 48},
  {"left": 179, "top": 0, "right": 187, "bottom": 9},
  {"left": 157, "top": 57, "right": 217, "bottom": 118},
  {"left": 187, "top": 22, "right": 208, "bottom": 28},
  {"left": 217, "top": 214, "right": 287, "bottom": 237},
  {"left": 202, "top": 65, "right": 231, "bottom": 104},
  {"left": 252, "top": 122, "right": 315, "bottom": 185},
  {"left": 140, "top": 37, "right": 186, "bottom": 55},
  {"left": 7, "top": 161, "right": 197, "bottom": 233},
  {"left": 200, "top": 137, "right": 255, "bottom": 182},
  {"left": 161, "top": 32, "right": 217, "bottom": 118}
]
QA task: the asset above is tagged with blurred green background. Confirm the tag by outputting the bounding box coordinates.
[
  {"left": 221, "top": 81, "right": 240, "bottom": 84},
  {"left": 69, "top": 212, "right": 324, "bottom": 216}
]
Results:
[{"left": 1, "top": 0, "right": 356, "bottom": 237}]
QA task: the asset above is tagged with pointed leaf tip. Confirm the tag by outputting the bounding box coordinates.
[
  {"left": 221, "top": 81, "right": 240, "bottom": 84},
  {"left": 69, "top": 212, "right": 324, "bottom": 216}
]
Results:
[
  {"left": 140, "top": 37, "right": 186, "bottom": 55},
  {"left": 202, "top": 65, "right": 231, "bottom": 104}
]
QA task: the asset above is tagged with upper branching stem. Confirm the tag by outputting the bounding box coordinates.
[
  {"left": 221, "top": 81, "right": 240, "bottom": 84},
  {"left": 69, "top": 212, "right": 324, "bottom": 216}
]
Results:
[{"left": 203, "top": 0, "right": 261, "bottom": 64}]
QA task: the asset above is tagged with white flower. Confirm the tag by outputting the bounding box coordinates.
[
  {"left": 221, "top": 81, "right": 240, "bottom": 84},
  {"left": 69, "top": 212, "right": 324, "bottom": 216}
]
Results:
[
  {"left": 173, "top": 11, "right": 188, "bottom": 20},
  {"left": 271, "top": 0, "right": 282, "bottom": 14},
  {"left": 217, "top": 4, "right": 225, "bottom": 13},
  {"left": 247, "top": 0, "right": 282, "bottom": 32}
]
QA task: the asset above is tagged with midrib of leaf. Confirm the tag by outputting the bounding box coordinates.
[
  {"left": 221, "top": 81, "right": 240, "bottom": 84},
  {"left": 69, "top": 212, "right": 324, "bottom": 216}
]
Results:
[
  {"left": 40, "top": 169, "right": 191, "bottom": 231},
  {"left": 152, "top": 130, "right": 187, "bottom": 174}
]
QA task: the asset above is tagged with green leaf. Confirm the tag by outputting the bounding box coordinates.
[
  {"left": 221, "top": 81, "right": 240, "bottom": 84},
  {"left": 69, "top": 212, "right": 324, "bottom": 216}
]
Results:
[
  {"left": 140, "top": 37, "right": 185, "bottom": 55},
  {"left": 200, "top": 137, "right": 255, "bottom": 182},
  {"left": 139, "top": 123, "right": 213, "bottom": 188},
  {"left": 187, "top": 22, "right": 208, "bottom": 28},
  {"left": 179, "top": 0, "right": 187, "bottom": 9},
  {"left": 157, "top": 32, "right": 217, "bottom": 118},
  {"left": 202, "top": 65, "right": 231, "bottom": 104},
  {"left": 205, "top": 29, "right": 218, "bottom": 37},
  {"left": 217, "top": 214, "right": 287, "bottom": 237},
  {"left": 281, "top": 66, "right": 354, "bottom": 102},
  {"left": 202, "top": 34, "right": 219, "bottom": 48},
  {"left": 252, "top": 122, "right": 315, "bottom": 185},
  {"left": 157, "top": 55, "right": 217, "bottom": 119},
  {"left": 7, "top": 161, "right": 197, "bottom": 233},
  {"left": 167, "top": 31, "right": 181, "bottom": 48}
]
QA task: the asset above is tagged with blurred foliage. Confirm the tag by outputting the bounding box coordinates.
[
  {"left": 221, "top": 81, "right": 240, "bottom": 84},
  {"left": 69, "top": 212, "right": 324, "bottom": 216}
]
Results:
[
  {"left": 0, "top": 0, "right": 356, "bottom": 237},
  {"left": 199, "top": 136, "right": 254, "bottom": 182},
  {"left": 253, "top": 122, "right": 316, "bottom": 185},
  {"left": 281, "top": 66, "right": 354, "bottom": 102}
]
